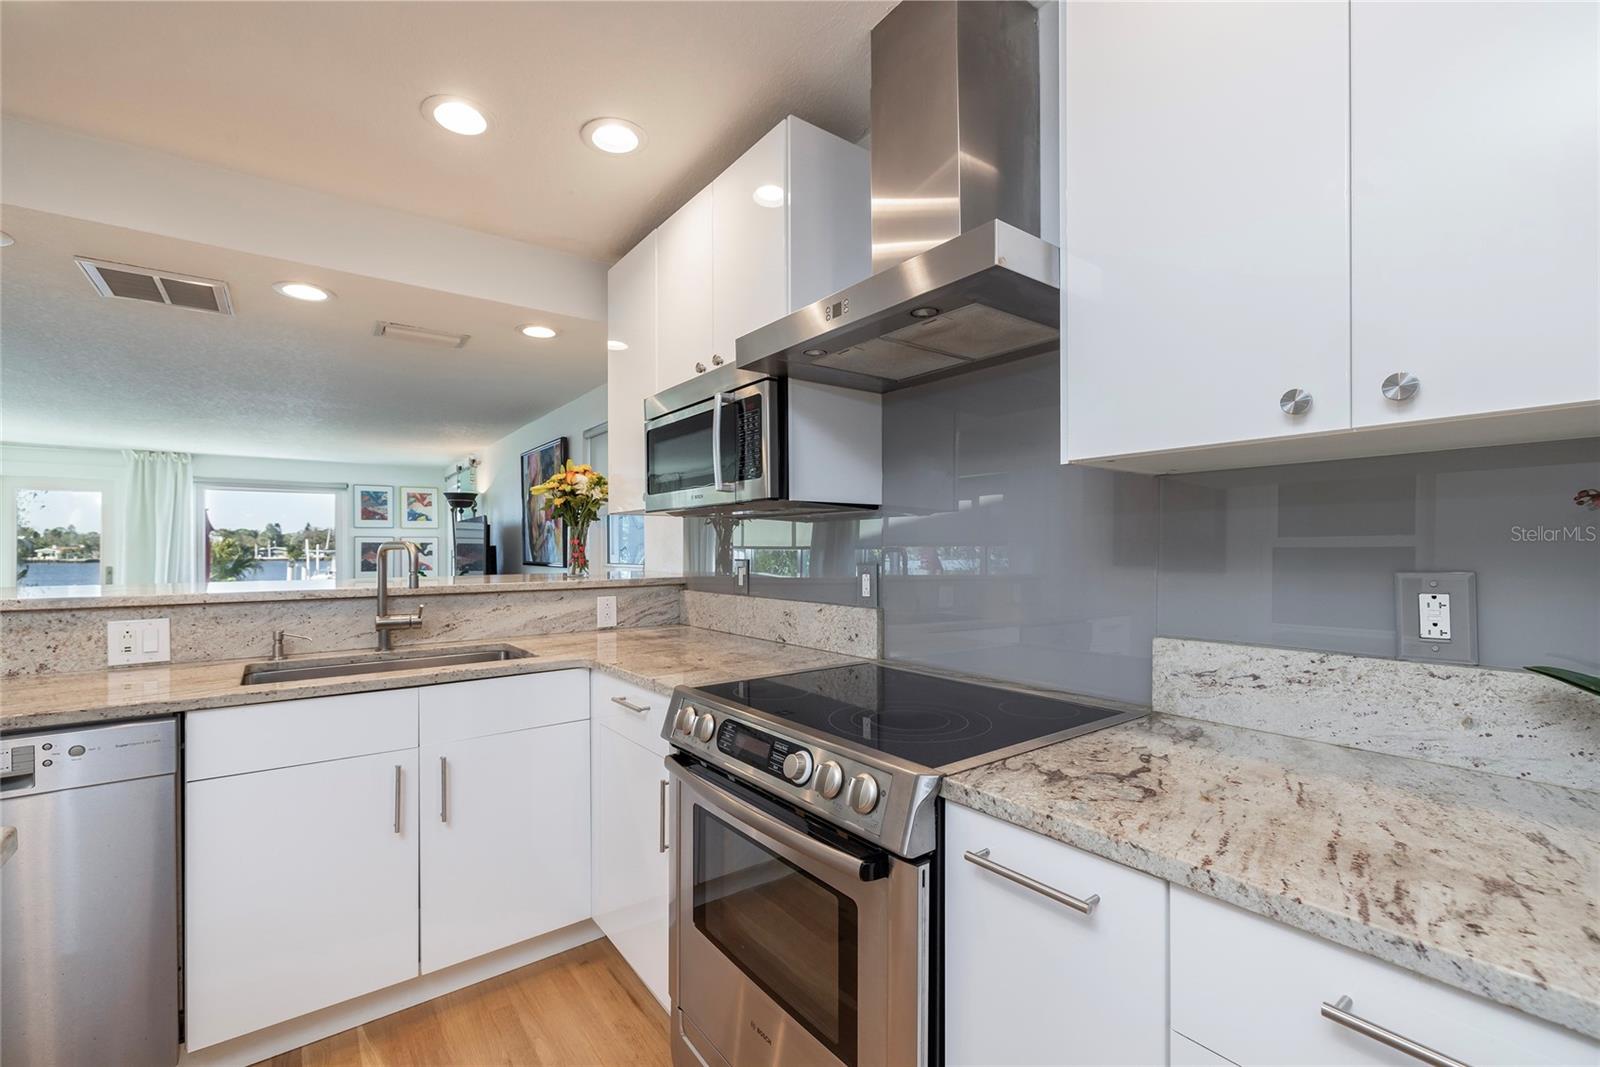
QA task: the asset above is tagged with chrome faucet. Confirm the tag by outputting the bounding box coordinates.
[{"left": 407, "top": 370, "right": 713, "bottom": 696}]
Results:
[
  {"left": 374, "top": 540, "right": 424, "bottom": 651},
  {"left": 271, "top": 630, "right": 310, "bottom": 661}
]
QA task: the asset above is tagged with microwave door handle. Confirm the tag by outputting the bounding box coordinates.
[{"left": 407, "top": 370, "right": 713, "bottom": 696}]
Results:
[
  {"left": 672, "top": 760, "right": 888, "bottom": 882},
  {"left": 711, "top": 392, "right": 734, "bottom": 492}
]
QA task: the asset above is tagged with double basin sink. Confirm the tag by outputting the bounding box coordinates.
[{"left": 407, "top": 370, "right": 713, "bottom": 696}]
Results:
[{"left": 241, "top": 644, "right": 533, "bottom": 686}]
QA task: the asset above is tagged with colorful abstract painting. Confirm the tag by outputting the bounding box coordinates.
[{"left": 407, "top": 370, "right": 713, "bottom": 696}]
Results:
[
  {"left": 521, "top": 437, "right": 568, "bottom": 566},
  {"left": 352, "top": 485, "right": 393, "bottom": 528},
  {"left": 401, "top": 487, "right": 439, "bottom": 529}
]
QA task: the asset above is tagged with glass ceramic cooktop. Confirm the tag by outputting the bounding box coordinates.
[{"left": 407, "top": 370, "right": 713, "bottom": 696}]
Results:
[{"left": 695, "top": 663, "right": 1129, "bottom": 770}]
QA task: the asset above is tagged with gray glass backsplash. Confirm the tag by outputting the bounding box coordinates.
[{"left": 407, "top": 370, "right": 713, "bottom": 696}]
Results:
[{"left": 686, "top": 352, "right": 1600, "bottom": 703}]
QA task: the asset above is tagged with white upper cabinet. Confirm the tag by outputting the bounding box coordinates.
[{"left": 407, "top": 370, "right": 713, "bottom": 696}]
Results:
[
  {"left": 606, "top": 234, "right": 657, "bottom": 514},
  {"left": 1350, "top": 0, "right": 1600, "bottom": 428},
  {"left": 712, "top": 121, "right": 790, "bottom": 370},
  {"left": 655, "top": 187, "right": 717, "bottom": 390},
  {"left": 1063, "top": 0, "right": 1352, "bottom": 463}
]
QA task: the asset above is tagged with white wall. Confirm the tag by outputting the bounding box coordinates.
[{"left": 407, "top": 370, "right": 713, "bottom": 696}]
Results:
[
  {"left": 478, "top": 385, "right": 683, "bottom": 575},
  {"left": 1, "top": 442, "right": 442, "bottom": 585}
]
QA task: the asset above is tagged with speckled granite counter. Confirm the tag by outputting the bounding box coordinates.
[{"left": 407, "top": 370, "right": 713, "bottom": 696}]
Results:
[
  {"left": 943, "top": 714, "right": 1600, "bottom": 1039},
  {"left": 0, "top": 626, "right": 860, "bottom": 733}
]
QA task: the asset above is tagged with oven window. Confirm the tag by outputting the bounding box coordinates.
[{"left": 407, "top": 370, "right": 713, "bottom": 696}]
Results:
[{"left": 693, "top": 807, "right": 858, "bottom": 1065}]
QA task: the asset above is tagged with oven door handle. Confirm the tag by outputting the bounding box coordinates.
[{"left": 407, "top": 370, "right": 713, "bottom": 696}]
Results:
[
  {"left": 711, "top": 392, "right": 734, "bottom": 492},
  {"left": 672, "top": 758, "right": 890, "bottom": 883}
]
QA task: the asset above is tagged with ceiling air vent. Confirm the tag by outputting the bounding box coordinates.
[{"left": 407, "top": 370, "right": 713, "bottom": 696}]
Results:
[
  {"left": 75, "top": 258, "right": 233, "bottom": 315},
  {"left": 373, "top": 321, "right": 470, "bottom": 349}
]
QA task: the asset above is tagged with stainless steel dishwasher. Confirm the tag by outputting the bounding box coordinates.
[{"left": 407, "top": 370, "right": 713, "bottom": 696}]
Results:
[{"left": 1, "top": 717, "right": 179, "bottom": 1067}]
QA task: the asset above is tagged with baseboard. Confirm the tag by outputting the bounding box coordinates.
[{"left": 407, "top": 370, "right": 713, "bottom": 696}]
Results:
[{"left": 178, "top": 920, "right": 604, "bottom": 1067}]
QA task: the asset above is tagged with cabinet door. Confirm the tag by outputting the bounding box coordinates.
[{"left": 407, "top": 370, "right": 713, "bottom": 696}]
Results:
[
  {"left": 420, "top": 720, "right": 590, "bottom": 973},
  {"left": 607, "top": 233, "right": 658, "bottom": 513},
  {"left": 713, "top": 120, "right": 789, "bottom": 366},
  {"left": 656, "top": 187, "right": 715, "bottom": 389},
  {"left": 185, "top": 750, "right": 419, "bottom": 1050},
  {"left": 944, "top": 804, "right": 1168, "bottom": 1066},
  {"left": 1350, "top": 1, "right": 1599, "bottom": 427},
  {"left": 1063, "top": 1, "right": 1351, "bottom": 462},
  {"left": 591, "top": 723, "right": 671, "bottom": 1009}
]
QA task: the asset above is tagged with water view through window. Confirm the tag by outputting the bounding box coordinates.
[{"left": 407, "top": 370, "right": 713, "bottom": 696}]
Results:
[
  {"left": 15, "top": 488, "right": 104, "bottom": 586},
  {"left": 205, "top": 488, "right": 336, "bottom": 583}
]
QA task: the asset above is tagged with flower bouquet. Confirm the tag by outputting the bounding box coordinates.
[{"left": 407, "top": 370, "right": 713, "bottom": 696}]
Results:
[{"left": 529, "top": 460, "right": 609, "bottom": 577}]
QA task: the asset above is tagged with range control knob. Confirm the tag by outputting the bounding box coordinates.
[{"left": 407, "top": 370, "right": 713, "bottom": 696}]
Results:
[
  {"left": 692, "top": 712, "right": 717, "bottom": 743},
  {"left": 846, "top": 773, "right": 881, "bottom": 815},
  {"left": 781, "top": 750, "right": 814, "bottom": 785},
  {"left": 672, "top": 706, "right": 697, "bottom": 736},
  {"left": 815, "top": 760, "right": 845, "bottom": 799}
]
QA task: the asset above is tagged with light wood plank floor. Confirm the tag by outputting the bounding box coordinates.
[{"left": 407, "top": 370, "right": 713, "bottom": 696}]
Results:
[{"left": 258, "top": 938, "right": 671, "bottom": 1067}]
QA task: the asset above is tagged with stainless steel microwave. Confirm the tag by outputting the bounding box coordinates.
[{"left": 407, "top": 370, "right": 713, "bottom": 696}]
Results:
[{"left": 643, "top": 369, "right": 882, "bottom": 517}]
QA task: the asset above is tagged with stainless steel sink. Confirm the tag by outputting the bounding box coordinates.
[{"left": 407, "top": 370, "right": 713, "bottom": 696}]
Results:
[{"left": 241, "top": 645, "right": 533, "bottom": 686}]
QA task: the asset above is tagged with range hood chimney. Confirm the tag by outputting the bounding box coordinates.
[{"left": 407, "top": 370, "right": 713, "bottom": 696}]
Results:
[{"left": 738, "top": 0, "right": 1058, "bottom": 392}]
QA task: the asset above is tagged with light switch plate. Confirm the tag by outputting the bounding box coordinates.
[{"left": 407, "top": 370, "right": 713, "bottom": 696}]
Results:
[
  {"left": 107, "top": 618, "right": 171, "bottom": 667},
  {"left": 1395, "top": 572, "right": 1477, "bottom": 664},
  {"left": 595, "top": 595, "right": 618, "bottom": 629}
]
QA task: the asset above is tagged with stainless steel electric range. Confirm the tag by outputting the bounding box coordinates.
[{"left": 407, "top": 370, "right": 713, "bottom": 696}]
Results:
[{"left": 660, "top": 662, "right": 1143, "bottom": 1067}]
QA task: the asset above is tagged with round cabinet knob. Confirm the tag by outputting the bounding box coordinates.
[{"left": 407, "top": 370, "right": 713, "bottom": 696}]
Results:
[
  {"left": 781, "top": 750, "right": 814, "bottom": 785},
  {"left": 815, "top": 760, "right": 845, "bottom": 799},
  {"left": 1279, "top": 388, "right": 1313, "bottom": 416},
  {"left": 672, "top": 706, "right": 697, "bottom": 736},
  {"left": 711, "top": 354, "right": 725, "bottom": 366},
  {"left": 846, "top": 773, "right": 880, "bottom": 815},
  {"left": 692, "top": 712, "right": 716, "bottom": 743},
  {"left": 1381, "top": 372, "right": 1420, "bottom": 402},
  {"left": 695, "top": 361, "right": 708, "bottom": 374}
]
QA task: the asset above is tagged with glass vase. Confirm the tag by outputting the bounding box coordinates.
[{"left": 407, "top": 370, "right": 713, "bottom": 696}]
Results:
[{"left": 567, "top": 517, "right": 592, "bottom": 578}]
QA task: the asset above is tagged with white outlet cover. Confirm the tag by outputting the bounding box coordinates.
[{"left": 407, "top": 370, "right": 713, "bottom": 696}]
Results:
[
  {"left": 106, "top": 618, "right": 171, "bottom": 666},
  {"left": 1418, "top": 592, "right": 1452, "bottom": 640},
  {"left": 596, "top": 595, "right": 618, "bottom": 629}
]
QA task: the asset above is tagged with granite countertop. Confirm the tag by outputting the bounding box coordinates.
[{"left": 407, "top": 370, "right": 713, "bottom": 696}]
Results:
[
  {"left": 0, "top": 572, "right": 687, "bottom": 611},
  {"left": 0, "top": 625, "right": 859, "bottom": 732},
  {"left": 943, "top": 714, "right": 1600, "bottom": 1040}
]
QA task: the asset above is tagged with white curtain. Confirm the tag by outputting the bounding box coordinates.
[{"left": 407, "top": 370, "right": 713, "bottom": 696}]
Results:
[{"left": 120, "top": 450, "right": 197, "bottom": 586}]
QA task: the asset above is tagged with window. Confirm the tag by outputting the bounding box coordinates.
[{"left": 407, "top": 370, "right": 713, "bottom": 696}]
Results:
[
  {"left": 585, "top": 425, "right": 646, "bottom": 569},
  {"left": 12, "top": 486, "right": 108, "bottom": 587},
  {"left": 733, "top": 520, "right": 811, "bottom": 577},
  {"left": 202, "top": 487, "right": 337, "bottom": 584}
]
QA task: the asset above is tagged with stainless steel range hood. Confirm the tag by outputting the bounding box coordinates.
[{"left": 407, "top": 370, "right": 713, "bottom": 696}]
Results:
[{"left": 738, "top": 0, "right": 1058, "bottom": 393}]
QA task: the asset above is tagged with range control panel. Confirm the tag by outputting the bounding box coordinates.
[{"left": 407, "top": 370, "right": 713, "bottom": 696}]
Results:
[{"left": 716, "top": 719, "right": 801, "bottom": 781}]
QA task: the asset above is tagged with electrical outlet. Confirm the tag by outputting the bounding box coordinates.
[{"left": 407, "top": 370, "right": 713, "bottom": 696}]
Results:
[
  {"left": 1418, "top": 592, "right": 1451, "bottom": 640},
  {"left": 1395, "top": 572, "right": 1477, "bottom": 664},
  {"left": 106, "top": 618, "right": 170, "bottom": 667},
  {"left": 595, "top": 595, "right": 618, "bottom": 629}
]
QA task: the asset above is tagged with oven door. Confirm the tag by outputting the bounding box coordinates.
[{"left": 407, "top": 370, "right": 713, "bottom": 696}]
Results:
[
  {"left": 644, "top": 380, "right": 779, "bottom": 513},
  {"left": 668, "top": 757, "right": 928, "bottom": 1067}
]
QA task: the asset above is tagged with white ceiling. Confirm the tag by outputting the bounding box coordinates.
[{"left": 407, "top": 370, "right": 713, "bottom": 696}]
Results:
[
  {"left": 0, "top": 207, "right": 605, "bottom": 464},
  {"left": 0, "top": 0, "right": 891, "bottom": 263}
]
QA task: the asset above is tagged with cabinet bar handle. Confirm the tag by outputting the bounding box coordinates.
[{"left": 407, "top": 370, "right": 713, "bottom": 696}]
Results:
[
  {"left": 611, "top": 695, "right": 651, "bottom": 714},
  {"left": 964, "top": 848, "right": 1099, "bottom": 914},
  {"left": 439, "top": 756, "right": 448, "bottom": 823},
  {"left": 393, "top": 764, "right": 403, "bottom": 835},
  {"left": 1320, "top": 997, "right": 1469, "bottom": 1067},
  {"left": 658, "top": 779, "right": 670, "bottom": 854}
]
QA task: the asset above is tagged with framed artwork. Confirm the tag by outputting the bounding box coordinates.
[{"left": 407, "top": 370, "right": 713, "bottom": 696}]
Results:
[
  {"left": 354, "top": 536, "right": 391, "bottom": 577},
  {"left": 400, "top": 487, "right": 440, "bottom": 529},
  {"left": 410, "top": 537, "right": 439, "bottom": 578},
  {"left": 521, "top": 437, "right": 568, "bottom": 567},
  {"left": 353, "top": 485, "right": 393, "bottom": 528}
]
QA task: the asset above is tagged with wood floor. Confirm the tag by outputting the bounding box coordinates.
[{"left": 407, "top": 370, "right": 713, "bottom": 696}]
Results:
[{"left": 258, "top": 939, "right": 671, "bottom": 1067}]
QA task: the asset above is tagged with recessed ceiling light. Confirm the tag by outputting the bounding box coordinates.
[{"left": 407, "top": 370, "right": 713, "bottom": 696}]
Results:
[
  {"left": 273, "top": 281, "right": 333, "bottom": 302},
  {"left": 423, "top": 95, "right": 488, "bottom": 136},
  {"left": 0, "top": 232, "right": 13, "bottom": 247},
  {"left": 607, "top": 339, "right": 629, "bottom": 352},
  {"left": 581, "top": 117, "right": 644, "bottom": 155},
  {"left": 520, "top": 324, "right": 558, "bottom": 339},
  {"left": 752, "top": 184, "right": 785, "bottom": 208}
]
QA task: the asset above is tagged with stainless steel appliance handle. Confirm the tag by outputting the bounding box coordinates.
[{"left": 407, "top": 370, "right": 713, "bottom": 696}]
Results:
[
  {"left": 612, "top": 695, "right": 651, "bottom": 714},
  {"left": 439, "top": 756, "right": 448, "bottom": 823},
  {"left": 676, "top": 761, "right": 882, "bottom": 881},
  {"left": 1320, "top": 996, "right": 1470, "bottom": 1067},
  {"left": 711, "top": 391, "right": 733, "bottom": 492},
  {"left": 964, "top": 848, "right": 1099, "bottom": 914},
  {"left": 658, "top": 779, "right": 670, "bottom": 853},
  {"left": 393, "top": 764, "right": 403, "bottom": 835}
]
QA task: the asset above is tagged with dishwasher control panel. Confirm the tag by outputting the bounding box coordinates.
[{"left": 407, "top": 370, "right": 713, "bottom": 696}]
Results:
[{"left": 0, "top": 719, "right": 176, "bottom": 796}]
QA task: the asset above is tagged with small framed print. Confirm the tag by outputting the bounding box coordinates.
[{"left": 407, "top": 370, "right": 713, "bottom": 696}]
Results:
[
  {"left": 401, "top": 487, "right": 440, "bottom": 529},
  {"left": 353, "top": 485, "right": 394, "bottom": 528},
  {"left": 354, "top": 536, "right": 393, "bottom": 578},
  {"left": 410, "top": 537, "right": 440, "bottom": 578}
]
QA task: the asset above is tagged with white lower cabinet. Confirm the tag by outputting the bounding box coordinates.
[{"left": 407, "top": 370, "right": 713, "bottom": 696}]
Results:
[
  {"left": 944, "top": 804, "right": 1169, "bottom": 1066},
  {"left": 185, "top": 747, "right": 421, "bottom": 1050},
  {"left": 1170, "top": 886, "right": 1598, "bottom": 1066},
  {"left": 589, "top": 672, "right": 672, "bottom": 1008}
]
